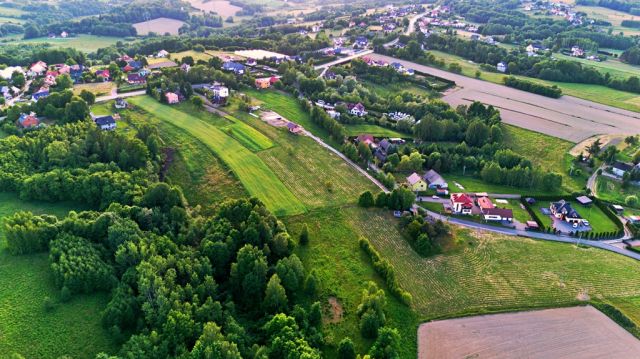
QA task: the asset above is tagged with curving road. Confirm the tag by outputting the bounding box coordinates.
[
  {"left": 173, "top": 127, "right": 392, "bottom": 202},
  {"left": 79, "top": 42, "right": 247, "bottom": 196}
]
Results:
[{"left": 368, "top": 54, "right": 640, "bottom": 142}]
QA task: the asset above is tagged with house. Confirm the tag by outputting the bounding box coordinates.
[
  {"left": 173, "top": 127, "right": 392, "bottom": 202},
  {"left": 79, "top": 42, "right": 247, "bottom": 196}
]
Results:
[
  {"left": 611, "top": 161, "right": 633, "bottom": 177},
  {"left": 483, "top": 208, "right": 513, "bottom": 222},
  {"left": 550, "top": 200, "right": 582, "bottom": 224},
  {"left": 32, "top": 89, "right": 49, "bottom": 101},
  {"left": 157, "top": 49, "right": 169, "bottom": 58},
  {"left": 211, "top": 84, "right": 229, "bottom": 104},
  {"left": 69, "top": 64, "right": 84, "bottom": 83},
  {"left": 450, "top": 193, "right": 474, "bottom": 215},
  {"left": 165, "top": 92, "right": 180, "bottom": 104},
  {"left": 571, "top": 46, "right": 584, "bottom": 57},
  {"left": 0, "top": 66, "right": 24, "bottom": 80},
  {"left": 95, "top": 115, "right": 116, "bottom": 131},
  {"left": 375, "top": 139, "right": 394, "bottom": 162},
  {"left": 123, "top": 64, "right": 135, "bottom": 72},
  {"left": 222, "top": 62, "right": 245, "bottom": 74},
  {"left": 497, "top": 62, "right": 507, "bottom": 73},
  {"left": 391, "top": 62, "right": 404, "bottom": 72},
  {"left": 127, "top": 73, "right": 146, "bottom": 85},
  {"left": 407, "top": 173, "right": 428, "bottom": 192},
  {"left": 255, "top": 77, "right": 271, "bottom": 89},
  {"left": 181, "top": 63, "right": 191, "bottom": 72},
  {"left": 347, "top": 103, "right": 367, "bottom": 117},
  {"left": 356, "top": 134, "right": 375, "bottom": 146},
  {"left": 60, "top": 31, "right": 68, "bottom": 38},
  {"left": 28, "top": 61, "right": 47, "bottom": 77},
  {"left": 324, "top": 71, "right": 337, "bottom": 80},
  {"left": 115, "top": 98, "right": 128, "bottom": 109},
  {"left": 128, "top": 61, "right": 142, "bottom": 70},
  {"left": 422, "top": 169, "right": 448, "bottom": 189},
  {"left": 355, "top": 36, "right": 369, "bottom": 48},
  {"left": 118, "top": 55, "right": 133, "bottom": 62},
  {"left": 17, "top": 112, "right": 39, "bottom": 128},
  {"left": 44, "top": 74, "right": 57, "bottom": 86},
  {"left": 287, "top": 122, "right": 303, "bottom": 135},
  {"left": 95, "top": 69, "right": 110, "bottom": 81},
  {"left": 477, "top": 196, "right": 494, "bottom": 211}
]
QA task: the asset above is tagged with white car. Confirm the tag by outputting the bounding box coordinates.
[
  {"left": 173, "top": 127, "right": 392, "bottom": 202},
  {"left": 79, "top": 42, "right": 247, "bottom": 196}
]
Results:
[
  {"left": 582, "top": 220, "right": 590, "bottom": 227},
  {"left": 572, "top": 223, "right": 578, "bottom": 228},
  {"left": 432, "top": 195, "right": 439, "bottom": 199}
]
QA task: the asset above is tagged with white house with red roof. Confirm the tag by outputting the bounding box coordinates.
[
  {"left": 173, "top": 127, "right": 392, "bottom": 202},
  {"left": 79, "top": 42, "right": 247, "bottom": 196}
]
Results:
[
  {"left": 28, "top": 61, "right": 47, "bottom": 77},
  {"left": 347, "top": 103, "right": 367, "bottom": 117},
  {"left": 450, "top": 193, "right": 474, "bottom": 215}
]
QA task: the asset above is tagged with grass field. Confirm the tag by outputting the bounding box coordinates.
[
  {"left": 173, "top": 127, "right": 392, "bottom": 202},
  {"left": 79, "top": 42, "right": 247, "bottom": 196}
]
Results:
[
  {"left": 129, "top": 96, "right": 306, "bottom": 216},
  {"left": 187, "top": 0, "right": 242, "bottom": 17},
  {"left": 133, "top": 18, "right": 185, "bottom": 36},
  {"left": 288, "top": 205, "right": 640, "bottom": 358},
  {"left": 445, "top": 173, "right": 565, "bottom": 196},
  {"left": 429, "top": 50, "right": 640, "bottom": 113},
  {"left": 575, "top": 5, "right": 640, "bottom": 36},
  {"left": 553, "top": 52, "right": 640, "bottom": 80},
  {"left": 73, "top": 82, "right": 115, "bottom": 97},
  {"left": 221, "top": 114, "right": 274, "bottom": 152},
  {"left": 232, "top": 110, "right": 378, "bottom": 209},
  {"left": 2, "top": 35, "right": 121, "bottom": 53},
  {"left": 596, "top": 176, "right": 640, "bottom": 208},
  {"left": 503, "top": 125, "right": 587, "bottom": 193},
  {"left": 168, "top": 50, "right": 214, "bottom": 64},
  {"left": 344, "top": 124, "right": 408, "bottom": 138},
  {"left": 0, "top": 192, "right": 116, "bottom": 359}
]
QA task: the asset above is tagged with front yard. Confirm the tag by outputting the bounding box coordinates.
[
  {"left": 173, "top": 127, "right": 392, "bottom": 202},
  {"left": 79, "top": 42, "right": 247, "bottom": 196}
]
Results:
[{"left": 535, "top": 199, "right": 619, "bottom": 234}]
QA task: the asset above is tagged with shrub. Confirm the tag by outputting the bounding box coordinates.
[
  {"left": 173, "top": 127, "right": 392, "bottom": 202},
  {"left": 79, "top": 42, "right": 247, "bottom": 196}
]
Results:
[{"left": 359, "top": 237, "right": 412, "bottom": 306}]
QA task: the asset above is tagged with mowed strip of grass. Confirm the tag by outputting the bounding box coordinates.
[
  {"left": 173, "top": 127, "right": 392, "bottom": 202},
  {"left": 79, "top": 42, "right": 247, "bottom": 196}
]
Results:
[
  {"left": 221, "top": 114, "right": 274, "bottom": 152},
  {"left": 0, "top": 192, "right": 116, "bottom": 359},
  {"left": 344, "top": 124, "right": 408, "bottom": 138},
  {"left": 129, "top": 96, "right": 305, "bottom": 216}
]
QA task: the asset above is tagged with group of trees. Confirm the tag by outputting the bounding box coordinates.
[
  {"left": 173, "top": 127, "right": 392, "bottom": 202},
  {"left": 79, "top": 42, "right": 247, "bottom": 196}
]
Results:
[
  {"left": 503, "top": 76, "right": 562, "bottom": 98},
  {"left": 576, "top": 0, "right": 640, "bottom": 15},
  {"left": 399, "top": 214, "right": 448, "bottom": 257}
]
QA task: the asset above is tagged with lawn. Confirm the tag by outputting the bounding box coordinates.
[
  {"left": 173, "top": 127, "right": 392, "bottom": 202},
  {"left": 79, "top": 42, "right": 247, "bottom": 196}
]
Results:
[
  {"left": 232, "top": 109, "right": 378, "bottom": 209},
  {"left": 0, "top": 192, "right": 116, "bottom": 359},
  {"left": 499, "top": 199, "right": 533, "bottom": 223},
  {"left": 128, "top": 96, "right": 306, "bottom": 216},
  {"left": 536, "top": 199, "right": 620, "bottom": 233},
  {"left": 445, "top": 173, "right": 564, "bottom": 196},
  {"left": 3, "top": 35, "right": 121, "bottom": 53},
  {"left": 596, "top": 176, "right": 640, "bottom": 208},
  {"left": 344, "top": 124, "right": 408, "bottom": 138},
  {"left": 288, "top": 205, "right": 640, "bottom": 358},
  {"left": 168, "top": 50, "right": 214, "bottom": 64},
  {"left": 429, "top": 50, "right": 640, "bottom": 113},
  {"left": 502, "top": 124, "right": 587, "bottom": 193}
]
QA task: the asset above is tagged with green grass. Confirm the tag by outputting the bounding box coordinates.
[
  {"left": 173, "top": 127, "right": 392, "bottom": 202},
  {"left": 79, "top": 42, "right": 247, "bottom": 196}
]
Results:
[
  {"left": 245, "top": 89, "right": 340, "bottom": 147},
  {"left": 596, "top": 176, "right": 640, "bottom": 208},
  {"left": 0, "top": 192, "right": 116, "bottom": 359},
  {"left": 129, "top": 96, "right": 306, "bottom": 216},
  {"left": 119, "top": 104, "right": 247, "bottom": 208},
  {"left": 344, "top": 124, "right": 408, "bottom": 138},
  {"left": 535, "top": 199, "right": 619, "bottom": 233},
  {"left": 429, "top": 50, "right": 640, "bottom": 113},
  {"left": 3, "top": 35, "right": 121, "bottom": 53},
  {"left": 445, "top": 173, "right": 563, "bottom": 196},
  {"left": 500, "top": 199, "right": 533, "bottom": 223},
  {"left": 362, "top": 80, "right": 436, "bottom": 98},
  {"left": 502, "top": 124, "right": 587, "bottom": 193},
  {"left": 220, "top": 114, "right": 274, "bottom": 152},
  {"left": 231, "top": 109, "right": 378, "bottom": 209},
  {"left": 553, "top": 52, "right": 640, "bottom": 80}
]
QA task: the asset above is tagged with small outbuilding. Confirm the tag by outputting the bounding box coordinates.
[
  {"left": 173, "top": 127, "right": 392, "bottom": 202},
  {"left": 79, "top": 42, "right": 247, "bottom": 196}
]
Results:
[{"left": 576, "top": 196, "right": 593, "bottom": 206}]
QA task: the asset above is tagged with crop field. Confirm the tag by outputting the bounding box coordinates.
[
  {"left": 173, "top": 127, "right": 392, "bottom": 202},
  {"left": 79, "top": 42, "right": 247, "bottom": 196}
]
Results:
[
  {"left": 419, "top": 306, "right": 640, "bottom": 359},
  {"left": 129, "top": 96, "right": 305, "bottom": 216},
  {"left": 575, "top": 5, "right": 640, "bottom": 36},
  {"left": 170, "top": 50, "right": 214, "bottom": 64},
  {"left": 3, "top": 35, "right": 121, "bottom": 53},
  {"left": 133, "top": 17, "right": 186, "bottom": 36},
  {"left": 221, "top": 114, "right": 274, "bottom": 152},
  {"left": 427, "top": 50, "right": 640, "bottom": 114},
  {"left": 553, "top": 52, "right": 640, "bottom": 80},
  {"left": 344, "top": 124, "right": 408, "bottom": 138},
  {"left": 0, "top": 192, "right": 116, "bottom": 359},
  {"left": 344, "top": 207, "right": 640, "bottom": 317}
]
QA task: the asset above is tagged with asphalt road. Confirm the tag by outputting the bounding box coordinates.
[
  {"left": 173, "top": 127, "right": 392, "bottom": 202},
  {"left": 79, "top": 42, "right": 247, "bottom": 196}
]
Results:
[{"left": 369, "top": 54, "right": 640, "bottom": 142}]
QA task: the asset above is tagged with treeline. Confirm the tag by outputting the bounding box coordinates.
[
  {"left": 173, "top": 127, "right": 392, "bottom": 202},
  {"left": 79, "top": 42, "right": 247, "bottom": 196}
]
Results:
[
  {"left": 0, "top": 45, "right": 86, "bottom": 67},
  {"left": 481, "top": 161, "right": 563, "bottom": 190},
  {"left": 621, "top": 47, "right": 640, "bottom": 65},
  {"left": 304, "top": 102, "right": 347, "bottom": 141},
  {"left": 503, "top": 76, "right": 562, "bottom": 98},
  {"left": 621, "top": 20, "right": 640, "bottom": 28}
]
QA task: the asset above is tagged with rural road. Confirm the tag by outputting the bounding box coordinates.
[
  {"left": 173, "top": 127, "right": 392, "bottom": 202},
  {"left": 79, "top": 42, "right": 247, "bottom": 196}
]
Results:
[
  {"left": 384, "top": 11, "right": 428, "bottom": 48},
  {"left": 368, "top": 54, "right": 640, "bottom": 143}
]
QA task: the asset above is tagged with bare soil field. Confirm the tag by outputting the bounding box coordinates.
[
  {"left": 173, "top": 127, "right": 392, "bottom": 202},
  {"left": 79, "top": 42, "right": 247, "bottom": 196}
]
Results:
[
  {"left": 370, "top": 54, "right": 640, "bottom": 143},
  {"left": 418, "top": 306, "right": 640, "bottom": 359},
  {"left": 188, "top": 0, "right": 242, "bottom": 17},
  {"left": 133, "top": 18, "right": 185, "bottom": 36}
]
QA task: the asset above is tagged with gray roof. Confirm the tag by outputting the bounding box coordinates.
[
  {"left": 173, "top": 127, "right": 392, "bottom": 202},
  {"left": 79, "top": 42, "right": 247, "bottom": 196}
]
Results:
[{"left": 423, "top": 169, "right": 447, "bottom": 187}]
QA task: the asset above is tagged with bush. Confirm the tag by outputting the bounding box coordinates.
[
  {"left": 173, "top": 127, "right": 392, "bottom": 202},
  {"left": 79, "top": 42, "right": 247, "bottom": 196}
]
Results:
[
  {"left": 503, "top": 76, "right": 562, "bottom": 98},
  {"left": 337, "top": 338, "right": 357, "bottom": 359},
  {"left": 358, "top": 191, "right": 375, "bottom": 207},
  {"left": 359, "top": 237, "right": 412, "bottom": 306},
  {"left": 626, "top": 195, "right": 639, "bottom": 207},
  {"left": 299, "top": 224, "right": 309, "bottom": 245}
]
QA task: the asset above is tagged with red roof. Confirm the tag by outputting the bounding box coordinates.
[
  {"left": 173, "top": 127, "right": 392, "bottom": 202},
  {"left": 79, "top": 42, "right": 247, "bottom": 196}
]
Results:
[
  {"left": 477, "top": 197, "right": 494, "bottom": 210},
  {"left": 451, "top": 193, "right": 473, "bottom": 205},
  {"left": 357, "top": 134, "right": 374, "bottom": 144},
  {"left": 123, "top": 65, "right": 134, "bottom": 72}
]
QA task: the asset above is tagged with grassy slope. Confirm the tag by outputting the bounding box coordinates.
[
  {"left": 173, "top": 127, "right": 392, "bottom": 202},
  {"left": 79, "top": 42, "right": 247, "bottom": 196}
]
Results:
[
  {"left": 4, "top": 35, "right": 121, "bottom": 53},
  {"left": 429, "top": 50, "right": 640, "bottom": 113},
  {"left": 129, "top": 96, "right": 306, "bottom": 216},
  {"left": 288, "top": 205, "right": 640, "bottom": 358},
  {"left": 0, "top": 193, "right": 116, "bottom": 359}
]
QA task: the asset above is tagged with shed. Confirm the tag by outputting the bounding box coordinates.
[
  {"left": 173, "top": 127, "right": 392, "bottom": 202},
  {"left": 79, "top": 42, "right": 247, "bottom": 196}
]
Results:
[
  {"left": 576, "top": 196, "right": 593, "bottom": 206},
  {"left": 611, "top": 204, "right": 624, "bottom": 214}
]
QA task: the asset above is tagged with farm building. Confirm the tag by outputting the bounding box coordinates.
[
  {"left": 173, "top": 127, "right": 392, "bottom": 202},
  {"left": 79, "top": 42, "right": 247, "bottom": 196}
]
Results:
[
  {"left": 127, "top": 74, "right": 146, "bottom": 85},
  {"left": 477, "top": 196, "right": 494, "bottom": 211},
  {"left": 115, "top": 98, "right": 128, "bottom": 109},
  {"left": 255, "top": 78, "right": 271, "bottom": 89},
  {"left": 576, "top": 196, "right": 593, "bottom": 206},
  {"left": 611, "top": 161, "right": 633, "bottom": 177},
  {"left": 423, "top": 169, "right": 447, "bottom": 189}
]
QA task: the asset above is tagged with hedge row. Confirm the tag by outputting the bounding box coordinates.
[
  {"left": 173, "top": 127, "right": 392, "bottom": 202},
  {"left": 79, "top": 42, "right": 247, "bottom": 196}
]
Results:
[
  {"left": 592, "top": 302, "right": 640, "bottom": 338},
  {"left": 359, "top": 237, "right": 413, "bottom": 306}
]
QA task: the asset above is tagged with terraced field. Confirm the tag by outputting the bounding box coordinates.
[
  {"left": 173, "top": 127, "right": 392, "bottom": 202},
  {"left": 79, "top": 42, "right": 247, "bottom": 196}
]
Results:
[{"left": 129, "top": 96, "right": 305, "bottom": 216}]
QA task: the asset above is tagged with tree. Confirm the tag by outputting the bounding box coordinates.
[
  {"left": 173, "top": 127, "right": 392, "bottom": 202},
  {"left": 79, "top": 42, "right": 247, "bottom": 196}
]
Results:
[
  {"left": 357, "top": 282, "right": 386, "bottom": 339},
  {"left": 465, "top": 121, "right": 490, "bottom": 147},
  {"left": 79, "top": 90, "right": 96, "bottom": 105},
  {"left": 626, "top": 195, "right": 638, "bottom": 207},
  {"left": 304, "top": 269, "right": 319, "bottom": 296},
  {"left": 369, "top": 327, "right": 401, "bottom": 359},
  {"left": 191, "top": 96, "right": 204, "bottom": 108},
  {"left": 338, "top": 338, "right": 357, "bottom": 359},
  {"left": 55, "top": 74, "right": 74, "bottom": 91},
  {"left": 358, "top": 141, "right": 373, "bottom": 163},
  {"left": 359, "top": 191, "right": 375, "bottom": 207},
  {"left": 276, "top": 254, "right": 305, "bottom": 296},
  {"left": 63, "top": 99, "right": 90, "bottom": 123},
  {"left": 230, "top": 244, "right": 268, "bottom": 307},
  {"left": 264, "top": 274, "right": 288, "bottom": 314},
  {"left": 587, "top": 138, "right": 602, "bottom": 158},
  {"left": 296, "top": 224, "right": 309, "bottom": 246},
  {"left": 191, "top": 322, "right": 242, "bottom": 358},
  {"left": 11, "top": 71, "right": 25, "bottom": 88}
]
